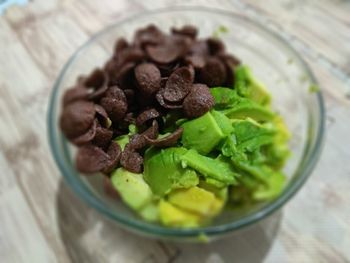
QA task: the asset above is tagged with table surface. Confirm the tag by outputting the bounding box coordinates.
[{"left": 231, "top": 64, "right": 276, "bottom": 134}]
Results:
[{"left": 0, "top": 0, "right": 349, "bottom": 262}]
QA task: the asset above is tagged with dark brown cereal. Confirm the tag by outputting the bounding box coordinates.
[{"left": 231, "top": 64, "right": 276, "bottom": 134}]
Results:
[
  {"left": 63, "top": 87, "right": 89, "bottom": 106},
  {"left": 163, "top": 67, "right": 194, "bottom": 102},
  {"left": 190, "top": 40, "right": 209, "bottom": 56},
  {"left": 126, "top": 120, "right": 159, "bottom": 151},
  {"left": 60, "top": 101, "right": 95, "bottom": 139},
  {"left": 156, "top": 89, "right": 183, "bottom": 109},
  {"left": 118, "top": 47, "right": 145, "bottom": 65},
  {"left": 120, "top": 150, "right": 143, "bottom": 173},
  {"left": 60, "top": 24, "right": 241, "bottom": 174},
  {"left": 134, "top": 63, "right": 161, "bottom": 95},
  {"left": 113, "top": 62, "right": 135, "bottom": 84},
  {"left": 76, "top": 145, "right": 111, "bottom": 174},
  {"left": 142, "top": 120, "right": 159, "bottom": 140},
  {"left": 114, "top": 38, "right": 129, "bottom": 55},
  {"left": 146, "top": 35, "right": 191, "bottom": 64},
  {"left": 135, "top": 108, "right": 160, "bottom": 127},
  {"left": 83, "top": 69, "right": 109, "bottom": 100},
  {"left": 123, "top": 89, "right": 135, "bottom": 105},
  {"left": 218, "top": 54, "right": 241, "bottom": 86},
  {"left": 124, "top": 112, "right": 135, "bottom": 124},
  {"left": 171, "top": 25, "right": 198, "bottom": 39},
  {"left": 102, "top": 142, "right": 122, "bottom": 174},
  {"left": 199, "top": 57, "right": 227, "bottom": 86},
  {"left": 144, "top": 127, "right": 183, "bottom": 148},
  {"left": 134, "top": 24, "right": 164, "bottom": 47},
  {"left": 94, "top": 104, "right": 110, "bottom": 127},
  {"left": 146, "top": 44, "right": 179, "bottom": 64},
  {"left": 184, "top": 55, "right": 205, "bottom": 69},
  {"left": 105, "top": 86, "right": 127, "bottom": 102},
  {"left": 157, "top": 62, "right": 180, "bottom": 77},
  {"left": 92, "top": 126, "right": 113, "bottom": 148},
  {"left": 207, "top": 37, "right": 225, "bottom": 55},
  {"left": 183, "top": 84, "right": 214, "bottom": 118},
  {"left": 71, "top": 119, "right": 98, "bottom": 145},
  {"left": 100, "top": 97, "right": 127, "bottom": 123}
]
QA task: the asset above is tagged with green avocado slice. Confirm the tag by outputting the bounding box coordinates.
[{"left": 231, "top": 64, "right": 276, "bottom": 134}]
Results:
[
  {"left": 222, "top": 101, "right": 275, "bottom": 122},
  {"left": 181, "top": 149, "right": 238, "bottom": 185},
  {"left": 210, "top": 87, "right": 241, "bottom": 110},
  {"left": 235, "top": 65, "right": 271, "bottom": 106},
  {"left": 181, "top": 112, "right": 225, "bottom": 155},
  {"left": 144, "top": 147, "right": 198, "bottom": 197},
  {"left": 211, "top": 110, "right": 234, "bottom": 135}
]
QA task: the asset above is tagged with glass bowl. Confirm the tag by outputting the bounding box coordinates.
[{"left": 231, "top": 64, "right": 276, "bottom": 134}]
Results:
[{"left": 48, "top": 7, "right": 325, "bottom": 241}]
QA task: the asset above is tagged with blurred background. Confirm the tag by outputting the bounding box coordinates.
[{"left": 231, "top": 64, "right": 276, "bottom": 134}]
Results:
[{"left": 0, "top": 0, "right": 349, "bottom": 262}]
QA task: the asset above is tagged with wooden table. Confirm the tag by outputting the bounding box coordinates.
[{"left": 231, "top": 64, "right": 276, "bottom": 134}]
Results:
[{"left": 1, "top": 0, "right": 349, "bottom": 262}]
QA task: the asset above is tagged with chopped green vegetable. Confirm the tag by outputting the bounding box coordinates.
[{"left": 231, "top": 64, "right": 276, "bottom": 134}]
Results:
[
  {"left": 235, "top": 65, "right": 271, "bottom": 106},
  {"left": 181, "top": 112, "right": 225, "bottom": 154},
  {"left": 211, "top": 110, "right": 234, "bottom": 135},
  {"left": 210, "top": 87, "right": 240, "bottom": 109},
  {"left": 308, "top": 84, "right": 320, "bottom": 93},
  {"left": 111, "top": 168, "right": 153, "bottom": 210},
  {"left": 181, "top": 149, "right": 238, "bottom": 185},
  {"left": 222, "top": 100, "right": 275, "bottom": 122},
  {"left": 144, "top": 147, "right": 199, "bottom": 196},
  {"left": 212, "top": 25, "right": 229, "bottom": 38}
]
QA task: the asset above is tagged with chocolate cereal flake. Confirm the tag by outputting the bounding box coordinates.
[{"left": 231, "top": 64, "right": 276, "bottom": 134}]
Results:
[
  {"left": 120, "top": 150, "right": 143, "bottom": 173},
  {"left": 63, "top": 87, "right": 89, "bottom": 106},
  {"left": 171, "top": 25, "right": 198, "bottom": 39},
  {"left": 83, "top": 69, "right": 109, "bottom": 100},
  {"left": 163, "top": 66, "right": 194, "bottom": 102},
  {"left": 199, "top": 57, "right": 226, "bottom": 86},
  {"left": 135, "top": 108, "right": 160, "bottom": 127},
  {"left": 71, "top": 119, "right": 98, "bottom": 146},
  {"left": 144, "top": 127, "right": 183, "bottom": 148},
  {"left": 60, "top": 101, "right": 95, "bottom": 139},
  {"left": 100, "top": 97, "right": 127, "bottom": 123},
  {"left": 134, "top": 63, "right": 161, "bottom": 95},
  {"left": 92, "top": 126, "right": 113, "bottom": 148},
  {"left": 102, "top": 142, "right": 122, "bottom": 174},
  {"left": 76, "top": 145, "right": 111, "bottom": 174},
  {"left": 183, "top": 84, "right": 214, "bottom": 118}
]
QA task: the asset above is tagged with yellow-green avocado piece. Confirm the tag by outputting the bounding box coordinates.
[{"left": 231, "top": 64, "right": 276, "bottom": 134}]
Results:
[
  {"left": 159, "top": 199, "right": 201, "bottom": 228},
  {"left": 168, "top": 186, "right": 222, "bottom": 216},
  {"left": 111, "top": 168, "right": 152, "bottom": 210}
]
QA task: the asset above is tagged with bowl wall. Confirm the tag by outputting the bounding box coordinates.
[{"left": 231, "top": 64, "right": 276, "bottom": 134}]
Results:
[{"left": 48, "top": 7, "right": 324, "bottom": 240}]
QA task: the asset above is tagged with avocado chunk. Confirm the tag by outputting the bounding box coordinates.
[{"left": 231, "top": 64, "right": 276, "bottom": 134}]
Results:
[
  {"left": 232, "top": 118, "right": 275, "bottom": 152},
  {"left": 210, "top": 87, "right": 241, "bottom": 110},
  {"left": 144, "top": 147, "right": 199, "bottom": 197},
  {"left": 235, "top": 65, "right": 271, "bottom": 106},
  {"left": 211, "top": 110, "right": 234, "bottom": 135},
  {"left": 111, "top": 168, "right": 152, "bottom": 210},
  {"left": 181, "top": 149, "right": 238, "bottom": 185},
  {"left": 168, "top": 186, "right": 217, "bottom": 216},
  {"left": 222, "top": 100, "right": 275, "bottom": 122},
  {"left": 181, "top": 112, "right": 225, "bottom": 154},
  {"left": 198, "top": 180, "right": 228, "bottom": 201},
  {"left": 159, "top": 199, "right": 201, "bottom": 228},
  {"left": 252, "top": 168, "right": 286, "bottom": 200},
  {"left": 139, "top": 201, "right": 160, "bottom": 222}
]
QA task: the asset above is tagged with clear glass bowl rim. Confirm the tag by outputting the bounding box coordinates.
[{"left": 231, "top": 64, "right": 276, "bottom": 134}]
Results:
[{"left": 48, "top": 6, "right": 325, "bottom": 238}]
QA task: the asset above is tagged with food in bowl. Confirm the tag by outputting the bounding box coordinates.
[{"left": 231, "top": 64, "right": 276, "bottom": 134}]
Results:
[{"left": 59, "top": 25, "right": 290, "bottom": 228}]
